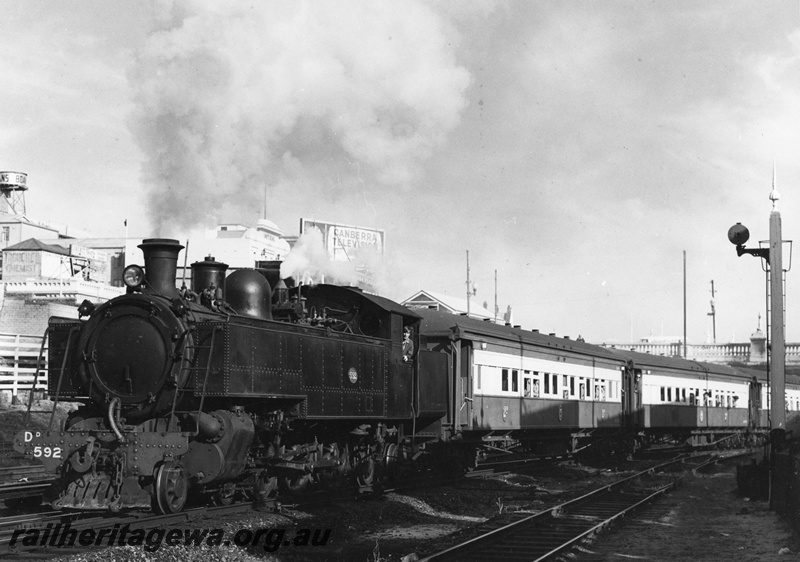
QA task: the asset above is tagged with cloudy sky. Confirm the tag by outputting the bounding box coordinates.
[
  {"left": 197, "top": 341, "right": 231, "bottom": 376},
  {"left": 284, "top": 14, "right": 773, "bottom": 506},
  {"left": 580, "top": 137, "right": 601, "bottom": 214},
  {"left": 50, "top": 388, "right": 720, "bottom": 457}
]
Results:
[{"left": 2, "top": 1, "right": 799, "bottom": 344}]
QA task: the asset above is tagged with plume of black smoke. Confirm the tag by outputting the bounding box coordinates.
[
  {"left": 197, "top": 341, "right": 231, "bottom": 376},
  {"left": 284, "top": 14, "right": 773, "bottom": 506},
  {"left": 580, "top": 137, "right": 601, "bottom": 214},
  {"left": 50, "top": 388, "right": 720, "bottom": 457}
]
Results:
[{"left": 128, "top": 0, "right": 470, "bottom": 237}]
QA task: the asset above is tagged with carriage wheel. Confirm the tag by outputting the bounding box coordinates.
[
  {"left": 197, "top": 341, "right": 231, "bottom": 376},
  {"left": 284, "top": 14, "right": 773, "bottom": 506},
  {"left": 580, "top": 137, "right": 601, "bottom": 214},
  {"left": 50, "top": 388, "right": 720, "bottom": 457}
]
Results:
[{"left": 155, "top": 461, "right": 189, "bottom": 514}]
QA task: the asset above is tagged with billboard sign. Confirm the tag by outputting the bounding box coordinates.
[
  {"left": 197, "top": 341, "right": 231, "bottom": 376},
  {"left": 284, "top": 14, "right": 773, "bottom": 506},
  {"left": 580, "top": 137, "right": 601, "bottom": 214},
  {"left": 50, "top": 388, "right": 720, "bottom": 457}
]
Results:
[
  {"left": 69, "top": 245, "right": 110, "bottom": 283},
  {"left": 300, "top": 219, "right": 385, "bottom": 261},
  {"left": 299, "top": 219, "right": 385, "bottom": 292}
]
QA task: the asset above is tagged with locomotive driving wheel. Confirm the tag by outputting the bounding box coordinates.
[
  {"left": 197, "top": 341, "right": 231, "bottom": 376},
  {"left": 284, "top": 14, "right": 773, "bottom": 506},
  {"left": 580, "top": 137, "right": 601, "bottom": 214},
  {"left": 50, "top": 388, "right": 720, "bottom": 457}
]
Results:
[
  {"left": 280, "top": 474, "right": 313, "bottom": 495},
  {"left": 154, "top": 461, "right": 189, "bottom": 514},
  {"left": 318, "top": 443, "right": 348, "bottom": 488},
  {"left": 357, "top": 456, "right": 376, "bottom": 486},
  {"left": 383, "top": 443, "right": 405, "bottom": 481},
  {"left": 213, "top": 482, "right": 236, "bottom": 506},
  {"left": 252, "top": 470, "right": 278, "bottom": 503}
]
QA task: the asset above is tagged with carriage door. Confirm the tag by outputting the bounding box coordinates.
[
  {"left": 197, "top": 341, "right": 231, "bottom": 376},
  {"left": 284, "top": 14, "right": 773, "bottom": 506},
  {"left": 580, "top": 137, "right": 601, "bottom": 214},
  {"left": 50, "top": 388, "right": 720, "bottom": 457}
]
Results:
[
  {"left": 458, "top": 342, "right": 473, "bottom": 429},
  {"left": 621, "top": 365, "right": 642, "bottom": 429},
  {"left": 748, "top": 376, "right": 762, "bottom": 431}
]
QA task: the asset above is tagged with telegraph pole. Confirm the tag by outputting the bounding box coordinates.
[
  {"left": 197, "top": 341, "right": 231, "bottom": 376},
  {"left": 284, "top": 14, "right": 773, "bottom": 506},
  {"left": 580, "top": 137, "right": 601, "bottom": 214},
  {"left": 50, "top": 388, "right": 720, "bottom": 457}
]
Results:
[
  {"left": 466, "top": 251, "right": 471, "bottom": 317},
  {"left": 494, "top": 269, "right": 498, "bottom": 323},
  {"left": 708, "top": 280, "right": 716, "bottom": 343},
  {"left": 683, "top": 250, "right": 687, "bottom": 358}
]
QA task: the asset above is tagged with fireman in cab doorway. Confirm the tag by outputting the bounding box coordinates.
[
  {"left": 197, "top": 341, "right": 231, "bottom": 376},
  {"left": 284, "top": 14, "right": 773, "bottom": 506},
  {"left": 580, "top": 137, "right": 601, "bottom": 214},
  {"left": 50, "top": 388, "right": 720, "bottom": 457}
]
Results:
[{"left": 402, "top": 327, "right": 414, "bottom": 362}]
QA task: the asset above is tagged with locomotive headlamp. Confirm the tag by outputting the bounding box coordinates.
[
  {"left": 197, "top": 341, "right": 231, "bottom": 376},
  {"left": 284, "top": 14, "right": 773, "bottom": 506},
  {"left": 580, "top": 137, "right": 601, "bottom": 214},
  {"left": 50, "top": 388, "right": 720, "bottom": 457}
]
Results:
[{"left": 123, "top": 265, "right": 145, "bottom": 289}]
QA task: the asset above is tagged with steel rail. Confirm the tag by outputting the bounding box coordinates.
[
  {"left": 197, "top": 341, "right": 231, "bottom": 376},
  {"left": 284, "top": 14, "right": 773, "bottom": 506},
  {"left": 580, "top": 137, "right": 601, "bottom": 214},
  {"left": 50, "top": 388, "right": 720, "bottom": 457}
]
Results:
[
  {"left": 419, "top": 455, "right": 697, "bottom": 562},
  {"left": 0, "top": 465, "right": 46, "bottom": 482}
]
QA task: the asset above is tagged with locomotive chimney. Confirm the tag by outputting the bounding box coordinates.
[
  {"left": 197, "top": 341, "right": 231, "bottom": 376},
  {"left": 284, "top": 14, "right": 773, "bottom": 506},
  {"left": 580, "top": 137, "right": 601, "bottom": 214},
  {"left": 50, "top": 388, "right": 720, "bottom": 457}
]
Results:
[{"left": 138, "top": 238, "right": 184, "bottom": 298}]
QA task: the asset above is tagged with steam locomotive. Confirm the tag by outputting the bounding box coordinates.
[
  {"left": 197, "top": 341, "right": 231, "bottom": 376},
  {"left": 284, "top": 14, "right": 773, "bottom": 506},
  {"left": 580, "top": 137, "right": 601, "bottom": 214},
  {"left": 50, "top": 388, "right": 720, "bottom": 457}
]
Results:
[
  {"left": 13, "top": 238, "right": 800, "bottom": 513},
  {"left": 15, "top": 239, "right": 448, "bottom": 513}
]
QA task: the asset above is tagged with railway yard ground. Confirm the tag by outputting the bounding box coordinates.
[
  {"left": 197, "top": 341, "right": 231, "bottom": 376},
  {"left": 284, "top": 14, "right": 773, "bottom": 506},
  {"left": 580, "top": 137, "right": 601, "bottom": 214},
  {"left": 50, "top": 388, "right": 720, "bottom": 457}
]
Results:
[
  {"left": 0, "top": 454, "right": 796, "bottom": 562},
  {"left": 1, "top": 401, "right": 798, "bottom": 561}
]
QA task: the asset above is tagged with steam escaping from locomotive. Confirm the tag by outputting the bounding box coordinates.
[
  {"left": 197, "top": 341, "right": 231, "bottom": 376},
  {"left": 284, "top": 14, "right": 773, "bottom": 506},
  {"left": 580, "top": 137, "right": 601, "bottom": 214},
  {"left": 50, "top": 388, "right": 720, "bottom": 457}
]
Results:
[
  {"left": 128, "top": 1, "right": 471, "bottom": 236},
  {"left": 280, "top": 228, "right": 359, "bottom": 286}
]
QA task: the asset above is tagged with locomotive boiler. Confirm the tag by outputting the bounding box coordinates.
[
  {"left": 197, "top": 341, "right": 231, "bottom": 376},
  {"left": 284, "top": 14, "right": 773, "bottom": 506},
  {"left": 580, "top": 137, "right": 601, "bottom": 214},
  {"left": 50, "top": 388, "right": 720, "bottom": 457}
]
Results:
[{"left": 14, "top": 239, "right": 446, "bottom": 513}]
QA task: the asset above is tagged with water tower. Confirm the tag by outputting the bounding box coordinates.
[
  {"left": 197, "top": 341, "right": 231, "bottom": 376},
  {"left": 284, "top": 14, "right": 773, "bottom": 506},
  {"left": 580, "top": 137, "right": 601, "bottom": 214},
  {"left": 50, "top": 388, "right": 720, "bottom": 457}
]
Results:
[{"left": 0, "top": 171, "right": 28, "bottom": 216}]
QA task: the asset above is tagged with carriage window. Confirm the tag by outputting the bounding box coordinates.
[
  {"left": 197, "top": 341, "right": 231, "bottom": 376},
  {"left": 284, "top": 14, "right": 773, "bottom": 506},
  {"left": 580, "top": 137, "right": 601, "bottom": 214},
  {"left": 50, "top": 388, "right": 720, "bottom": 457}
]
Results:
[
  {"left": 689, "top": 393, "right": 695, "bottom": 405},
  {"left": 667, "top": 388, "right": 672, "bottom": 402},
  {"left": 512, "top": 370, "right": 519, "bottom": 393},
  {"left": 580, "top": 383, "right": 586, "bottom": 400},
  {"left": 570, "top": 377, "right": 575, "bottom": 397},
  {"left": 682, "top": 389, "right": 686, "bottom": 403},
  {"left": 502, "top": 369, "right": 509, "bottom": 392},
  {"left": 553, "top": 374, "right": 558, "bottom": 395},
  {"left": 524, "top": 378, "right": 532, "bottom": 397},
  {"left": 660, "top": 387, "right": 665, "bottom": 402}
]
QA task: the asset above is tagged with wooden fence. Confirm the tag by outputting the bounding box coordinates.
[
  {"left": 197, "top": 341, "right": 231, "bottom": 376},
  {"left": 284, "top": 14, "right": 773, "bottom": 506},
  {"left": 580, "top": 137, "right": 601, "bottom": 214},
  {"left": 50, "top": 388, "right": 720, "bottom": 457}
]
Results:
[{"left": 0, "top": 333, "right": 47, "bottom": 402}]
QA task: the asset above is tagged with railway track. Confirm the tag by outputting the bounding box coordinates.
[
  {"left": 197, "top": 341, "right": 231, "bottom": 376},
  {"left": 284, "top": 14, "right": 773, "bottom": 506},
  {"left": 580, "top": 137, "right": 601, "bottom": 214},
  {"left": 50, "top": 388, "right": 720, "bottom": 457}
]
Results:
[
  {"left": 0, "top": 451, "right": 749, "bottom": 559},
  {"left": 0, "top": 465, "right": 46, "bottom": 482},
  {"left": 0, "top": 465, "right": 52, "bottom": 509},
  {"left": 419, "top": 454, "right": 716, "bottom": 562}
]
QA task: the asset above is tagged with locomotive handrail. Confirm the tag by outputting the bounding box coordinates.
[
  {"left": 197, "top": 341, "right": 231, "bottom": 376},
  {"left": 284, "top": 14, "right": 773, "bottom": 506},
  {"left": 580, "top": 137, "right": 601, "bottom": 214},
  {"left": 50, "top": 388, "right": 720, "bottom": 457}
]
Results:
[
  {"left": 168, "top": 323, "right": 220, "bottom": 435},
  {"left": 47, "top": 326, "right": 80, "bottom": 431},
  {"left": 23, "top": 327, "right": 50, "bottom": 426},
  {"left": 196, "top": 325, "right": 220, "bottom": 416}
]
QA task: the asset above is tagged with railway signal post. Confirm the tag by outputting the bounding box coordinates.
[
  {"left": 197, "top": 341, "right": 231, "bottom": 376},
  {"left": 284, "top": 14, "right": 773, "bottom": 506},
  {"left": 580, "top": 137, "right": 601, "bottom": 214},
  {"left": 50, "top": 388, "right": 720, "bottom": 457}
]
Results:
[{"left": 728, "top": 166, "right": 791, "bottom": 507}]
